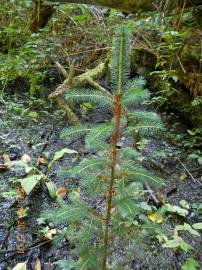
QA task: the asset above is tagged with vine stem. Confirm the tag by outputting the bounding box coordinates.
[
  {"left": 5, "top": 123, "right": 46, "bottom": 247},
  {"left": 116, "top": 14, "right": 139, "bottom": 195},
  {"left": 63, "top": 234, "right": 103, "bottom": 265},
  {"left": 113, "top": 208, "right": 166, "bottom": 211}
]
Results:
[{"left": 102, "top": 95, "right": 122, "bottom": 270}]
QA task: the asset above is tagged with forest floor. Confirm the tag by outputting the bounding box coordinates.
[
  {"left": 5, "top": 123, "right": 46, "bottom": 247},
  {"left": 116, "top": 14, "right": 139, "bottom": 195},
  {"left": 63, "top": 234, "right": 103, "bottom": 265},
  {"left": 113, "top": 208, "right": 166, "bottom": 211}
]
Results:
[{"left": 0, "top": 84, "right": 201, "bottom": 269}]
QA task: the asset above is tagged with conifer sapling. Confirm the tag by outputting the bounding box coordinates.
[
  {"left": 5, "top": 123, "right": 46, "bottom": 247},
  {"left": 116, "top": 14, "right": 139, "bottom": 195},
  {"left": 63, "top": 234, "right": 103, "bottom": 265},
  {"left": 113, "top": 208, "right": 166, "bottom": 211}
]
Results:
[{"left": 40, "top": 25, "right": 164, "bottom": 270}]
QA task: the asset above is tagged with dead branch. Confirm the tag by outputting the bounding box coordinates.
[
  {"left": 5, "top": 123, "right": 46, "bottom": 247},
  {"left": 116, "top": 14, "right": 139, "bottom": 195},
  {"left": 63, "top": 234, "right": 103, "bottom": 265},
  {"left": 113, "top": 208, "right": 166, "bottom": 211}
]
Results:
[
  {"left": 49, "top": 60, "right": 109, "bottom": 124},
  {"left": 144, "top": 183, "right": 162, "bottom": 207}
]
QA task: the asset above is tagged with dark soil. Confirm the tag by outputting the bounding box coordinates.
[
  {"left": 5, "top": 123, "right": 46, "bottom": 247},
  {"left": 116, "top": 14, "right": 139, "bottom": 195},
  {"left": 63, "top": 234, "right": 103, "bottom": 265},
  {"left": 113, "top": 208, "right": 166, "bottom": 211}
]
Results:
[{"left": 0, "top": 92, "right": 201, "bottom": 270}]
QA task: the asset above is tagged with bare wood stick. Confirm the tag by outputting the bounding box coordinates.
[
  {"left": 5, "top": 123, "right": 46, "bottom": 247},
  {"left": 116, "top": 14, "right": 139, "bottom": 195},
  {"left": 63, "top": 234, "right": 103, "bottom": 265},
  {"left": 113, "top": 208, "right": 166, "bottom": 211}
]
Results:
[
  {"left": 86, "top": 77, "right": 108, "bottom": 93},
  {"left": 62, "top": 47, "right": 111, "bottom": 57},
  {"left": 177, "top": 158, "right": 202, "bottom": 186},
  {"left": 55, "top": 61, "right": 69, "bottom": 79},
  {"left": 176, "top": 54, "right": 186, "bottom": 74}
]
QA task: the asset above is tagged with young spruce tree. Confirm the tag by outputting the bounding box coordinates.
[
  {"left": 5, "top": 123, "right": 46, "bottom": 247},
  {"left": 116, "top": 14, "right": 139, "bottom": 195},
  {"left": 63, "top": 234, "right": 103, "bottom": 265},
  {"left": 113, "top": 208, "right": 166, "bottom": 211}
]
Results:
[{"left": 40, "top": 25, "right": 164, "bottom": 270}]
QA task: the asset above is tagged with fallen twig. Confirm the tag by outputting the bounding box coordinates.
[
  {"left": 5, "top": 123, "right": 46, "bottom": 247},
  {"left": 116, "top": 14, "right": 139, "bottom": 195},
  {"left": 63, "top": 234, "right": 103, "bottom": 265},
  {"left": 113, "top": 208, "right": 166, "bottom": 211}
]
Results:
[
  {"left": 0, "top": 226, "right": 12, "bottom": 251},
  {"left": 0, "top": 240, "right": 51, "bottom": 263},
  {"left": 36, "top": 126, "right": 54, "bottom": 167},
  {"left": 177, "top": 158, "right": 202, "bottom": 186}
]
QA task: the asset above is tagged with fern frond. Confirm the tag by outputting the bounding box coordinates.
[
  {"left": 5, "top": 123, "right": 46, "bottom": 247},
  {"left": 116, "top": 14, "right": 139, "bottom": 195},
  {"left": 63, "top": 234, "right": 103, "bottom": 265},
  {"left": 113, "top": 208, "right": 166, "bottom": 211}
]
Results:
[
  {"left": 120, "top": 147, "right": 143, "bottom": 161},
  {"left": 85, "top": 122, "right": 114, "bottom": 150},
  {"left": 60, "top": 124, "right": 93, "bottom": 141},
  {"left": 127, "top": 169, "right": 163, "bottom": 185},
  {"left": 116, "top": 197, "right": 139, "bottom": 219},
  {"left": 59, "top": 157, "right": 110, "bottom": 178},
  {"left": 111, "top": 25, "right": 131, "bottom": 93},
  {"left": 129, "top": 76, "right": 147, "bottom": 89},
  {"left": 78, "top": 247, "right": 103, "bottom": 270},
  {"left": 125, "top": 121, "right": 164, "bottom": 136},
  {"left": 122, "top": 79, "right": 150, "bottom": 106},
  {"left": 128, "top": 110, "right": 163, "bottom": 130},
  {"left": 128, "top": 110, "right": 161, "bottom": 123},
  {"left": 125, "top": 110, "right": 164, "bottom": 136},
  {"left": 82, "top": 173, "right": 107, "bottom": 196},
  {"left": 40, "top": 203, "right": 87, "bottom": 225},
  {"left": 65, "top": 88, "right": 113, "bottom": 109},
  {"left": 120, "top": 164, "right": 163, "bottom": 185}
]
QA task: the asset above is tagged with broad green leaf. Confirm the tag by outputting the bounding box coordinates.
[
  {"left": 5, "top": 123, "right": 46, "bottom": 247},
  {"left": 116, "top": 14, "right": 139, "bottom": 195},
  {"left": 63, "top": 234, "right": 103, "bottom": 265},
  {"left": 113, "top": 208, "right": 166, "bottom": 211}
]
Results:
[
  {"left": 165, "top": 204, "right": 189, "bottom": 217},
  {"left": 163, "top": 236, "right": 190, "bottom": 252},
  {"left": 9, "top": 160, "right": 33, "bottom": 173},
  {"left": 48, "top": 148, "right": 78, "bottom": 171},
  {"left": 192, "top": 223, "right": 202, "bottom": 230},
  {"left": 181, "top": 258, "right": 200, "bottom": 270},
  {"left": 175, "top": 223, "right": 200, "bottom": 236},
  {"left": 179, "top": 200, "right": 189, "bottom": 209},
  {"left": 140, "top": 202, "right": 152, "bottom": 211},
  {"left": 19, "top": 174, "right": 43, "bottom": 194},
  {"left": 46, "top": 181, "right": 57, "bottom": 200}
]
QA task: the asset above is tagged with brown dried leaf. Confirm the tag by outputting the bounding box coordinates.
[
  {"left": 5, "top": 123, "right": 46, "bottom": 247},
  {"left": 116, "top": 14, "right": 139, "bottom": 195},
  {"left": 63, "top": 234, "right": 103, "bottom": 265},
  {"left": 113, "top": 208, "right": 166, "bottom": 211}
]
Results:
[
  {"left": 21, "top": 154, "right": 31, "bottom": 163},
  {"left": 44, "top": 229, "right": 57, "bottom": 240},
  {"left": 38, "top": 157, "right": 48, "bottom": 164},
  {"left": 3, "top": 153, "right": 11, "bottom": 163},
  {"left": 34, "top": 258, "right": 41, "bottom": 270},
  {"left": 56, "top": 187, "right": 68, "bottom": 198}
]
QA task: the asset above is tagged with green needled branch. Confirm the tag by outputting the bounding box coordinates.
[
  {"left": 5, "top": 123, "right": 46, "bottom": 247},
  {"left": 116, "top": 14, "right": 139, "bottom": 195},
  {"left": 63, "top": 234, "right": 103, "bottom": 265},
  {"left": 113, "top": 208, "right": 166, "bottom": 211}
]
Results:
[{"left": 102, "top": 25, "right": 128, "bottom": 270}]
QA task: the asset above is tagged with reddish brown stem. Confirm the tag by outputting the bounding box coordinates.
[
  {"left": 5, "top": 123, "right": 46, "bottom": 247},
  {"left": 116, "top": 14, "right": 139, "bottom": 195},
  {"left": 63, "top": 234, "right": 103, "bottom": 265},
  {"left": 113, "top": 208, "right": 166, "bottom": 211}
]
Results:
[{"left": 102, "top": 95, "right": 121, "bottom": 270}]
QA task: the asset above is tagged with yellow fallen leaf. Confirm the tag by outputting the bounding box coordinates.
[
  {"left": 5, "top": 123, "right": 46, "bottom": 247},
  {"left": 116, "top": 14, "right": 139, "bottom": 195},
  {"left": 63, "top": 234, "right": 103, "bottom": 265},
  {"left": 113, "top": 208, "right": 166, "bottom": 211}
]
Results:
[
  {"left": 34, "top": 258, "right": 41, "bottom": 270},
  {"left": 148, "top": 212, "right": 163, "bottom": 224},
  {"left": 3, "top": 153, "right": 11, "bottom": 163},
  {"left": 173, "top": 228, "right": 178, "bottom": 237},
  {"left": 45, "top": 228, "right": 57, "bottom": 240},
  {"left": 180, "top": 173, "right": 187, "bottom": 181},
  {"left": 12, "top": 262, "right": 27, "bottom": 270},
  {"left": 21, "top": 154, "right": 31, "bottom": 163},
  {"left": 16, "top": 208, "right": 27, "bottom": 218},
  {"left": 32, "top": 118, "right": 38, "bottom": 123},
  {"left": 56, "top": 187, "right": 68, "bottom": 198},
  {"left": 38, "top": 157, "right": 48, "bottom": 164},
  {"left": 187, "top": 129, "right": 196, "bottom": 136}
]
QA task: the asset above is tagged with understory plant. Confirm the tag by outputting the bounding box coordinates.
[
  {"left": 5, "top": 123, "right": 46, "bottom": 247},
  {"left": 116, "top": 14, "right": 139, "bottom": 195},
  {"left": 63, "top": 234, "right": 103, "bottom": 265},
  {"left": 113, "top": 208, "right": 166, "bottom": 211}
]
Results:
[{"left": 40, "top": 25, "right": 164, "bottom": 270}]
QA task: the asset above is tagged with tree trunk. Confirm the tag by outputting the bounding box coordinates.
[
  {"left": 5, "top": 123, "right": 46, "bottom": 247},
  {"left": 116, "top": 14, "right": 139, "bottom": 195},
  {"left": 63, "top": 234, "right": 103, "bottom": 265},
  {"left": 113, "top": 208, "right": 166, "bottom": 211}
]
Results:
[
  {"left": 50, "top": 0, "right": 202, "bottom": 13},
  {"left": 30, "top": 1, "right": 55, "bottom": 32},
  {"left": 30, "top": 0, "right": 202, "bottom": 32}
]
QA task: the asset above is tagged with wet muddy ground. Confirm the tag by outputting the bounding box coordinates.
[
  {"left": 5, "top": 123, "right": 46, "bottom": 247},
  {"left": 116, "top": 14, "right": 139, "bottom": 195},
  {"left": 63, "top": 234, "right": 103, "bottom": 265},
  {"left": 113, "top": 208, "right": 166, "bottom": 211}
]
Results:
[{"left": 0, "top": 92, "right": 201, "bottom": 270}]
